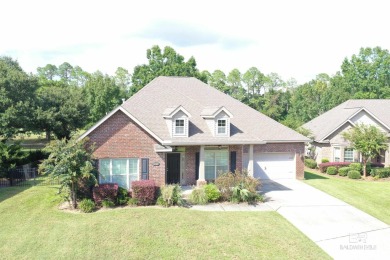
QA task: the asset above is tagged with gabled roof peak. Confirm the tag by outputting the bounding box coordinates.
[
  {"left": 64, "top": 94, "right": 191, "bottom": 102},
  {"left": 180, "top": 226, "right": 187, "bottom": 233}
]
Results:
[
  {"left": 162, "top": 105, "right": 191, "bottom": 118},
  {"left": 200, "top": 106, "right": 233, "bottom": 118}
]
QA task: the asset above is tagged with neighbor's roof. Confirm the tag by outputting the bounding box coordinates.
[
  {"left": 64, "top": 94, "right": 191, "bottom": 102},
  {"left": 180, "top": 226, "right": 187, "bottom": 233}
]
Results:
[
  {"left": 116, "top": 76, "right": 308, "bottom": 145},
  {"left": 302, "top": 99, "right": 390, "bottom": 142}
]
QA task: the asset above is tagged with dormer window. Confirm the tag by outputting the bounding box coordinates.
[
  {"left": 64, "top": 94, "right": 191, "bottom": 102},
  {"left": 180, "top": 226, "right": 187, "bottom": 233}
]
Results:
[
  {"left": 175, "top": 119, "right": 185, "bottom": 135},
  {"left": 217, "top": 119, "right": 227, "bottom": 134}
]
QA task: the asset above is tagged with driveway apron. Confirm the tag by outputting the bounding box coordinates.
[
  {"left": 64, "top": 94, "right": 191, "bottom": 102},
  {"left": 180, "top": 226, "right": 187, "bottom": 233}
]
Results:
[{"left": 262, "top": 179, "right": 390, "bottom": 260}]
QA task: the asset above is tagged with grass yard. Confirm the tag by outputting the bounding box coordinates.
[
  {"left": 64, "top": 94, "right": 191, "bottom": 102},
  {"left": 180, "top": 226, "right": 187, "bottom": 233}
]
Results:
[
  {"left": 304, "top": 170, "right": 390, "bottom": 224},
  {"left": 0, "top": 186, "right": 330, "bottom": 259}
]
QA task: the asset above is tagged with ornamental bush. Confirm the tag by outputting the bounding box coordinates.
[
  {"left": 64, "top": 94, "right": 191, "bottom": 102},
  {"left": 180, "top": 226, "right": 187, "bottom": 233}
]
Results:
[
  {"left": 319, "top": 162, "right": 350, "bottom": 173},
  {"left": 370, "top": 167, "right": 390, "bottom": 178},
  {"left": 157, "top": 184, "right": 184, "bottom": 207},
  {"left": 321, "top": 158, "right": 329, "bottom": 163},
  {"left": 326, "top": 166, "right": 337, "bottom": 175},
  {"left": 79, "top": 199, "right": 95, "bottom": 213},
  {"left": 338, "top": 167, "right": 350, "bottom": 177},
  {"left": 92, "top": 183, "right": 119, "bottom": 205},
  {"left": 190, "top": 188, "right": 208, "bottom": 205},
  {"left": 204, "top": 183, "right": 221, "bottom": 202},
  {"left": 348, "top": 170, "right": 361, "bottom": 179},
  {"left": 349, "top": 163, "right": 362, "bottom": 172},
  {"left": 304, "top": 158, "right": 317, "bottom": 169},
  {"left": 132, "top": 180, "right": 156, "bottom": 206},
  {"left": 102, "top": 199, "right": 115, "bottom": 208},
  {"left": 116, "top": 187, "right": 130, "bottom": 206},
  {"left": 215, "top": 170, "right": 260, "bottom": 201}
]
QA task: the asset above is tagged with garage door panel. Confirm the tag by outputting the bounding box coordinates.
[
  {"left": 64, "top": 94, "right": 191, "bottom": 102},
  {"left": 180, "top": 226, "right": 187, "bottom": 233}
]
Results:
[{"left": 254, "top": 153, "right": 295, "bottom": 179}]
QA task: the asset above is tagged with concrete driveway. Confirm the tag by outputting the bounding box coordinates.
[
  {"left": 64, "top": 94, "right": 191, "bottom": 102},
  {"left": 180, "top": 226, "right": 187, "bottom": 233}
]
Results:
[{"left": 262, "top": 179, "right": 390, "bottom": 260}]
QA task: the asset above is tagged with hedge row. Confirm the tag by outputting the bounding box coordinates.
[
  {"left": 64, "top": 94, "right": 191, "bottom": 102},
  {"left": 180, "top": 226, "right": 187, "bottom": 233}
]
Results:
[
  {"left": 319, "top": 162, "right": 384, "bottom": 173},
  {"left": 370, "top": 168, "right": 390, "bottom": 178}
]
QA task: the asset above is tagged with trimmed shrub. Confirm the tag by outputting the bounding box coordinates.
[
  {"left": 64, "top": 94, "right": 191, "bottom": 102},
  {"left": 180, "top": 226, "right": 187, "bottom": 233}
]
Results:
[
  {"left": 338, "top": 167, "right": 350, "bottom": 177},
  {"left": 304, "top": 158, "right": 317, "bottom": 169},
  {"left": 79, "top": 199, "right": 95, "bottom": 213},
  {"left": 215, "top": 170, "right": 260, "bottom": 201},
  {"left": 204, "top": 183, "right": 221, "bottom": 202},
  {"left": 348, "top": 170, "right": 361, "bottom": 179},
  {"left": 349, "top": 163, "right": 362, "bottom": 172},
  {"left": 92, "top": 183, "right": 119, "bottom": 205},
  {"left": 326, "top": 166, "right": 337, "bottom": 175},
  {"left": 321, "top": 158, "right": 329, "bottom": 163},
  {"left": 116, "top": 187, "right": 130, "bottom": 206},
  {"left": 157, "top": 184, "right": 184, "bottom": 207},
  {"left": 190, "top": 188, "right": 208, "bottom": 205},
  {"left": 319, "top": 162, "right": 350, "bottom": 173},
  {"left": 370, "top": 167, "right": 390, "bottom": 178},
  {"left": 102, "top": 199, "right": 115, "bottom": 208},
  {"left": 128, "top": 198, "right": 138, "bottom": 207},
  {"left": 132, "top": 180, "right": 156, "bottom": 206},
  {"left": 231, "top": 183, "right": 261, "bottom": 204}
]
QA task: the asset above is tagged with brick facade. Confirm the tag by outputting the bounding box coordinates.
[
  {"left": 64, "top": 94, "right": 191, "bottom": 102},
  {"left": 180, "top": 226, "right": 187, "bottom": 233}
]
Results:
[
  {"left": 87, "top": 110, "right": 166, "bottom": 186},
  {"left": 86, "top": 111, "right": 305, "bottom": 186}
]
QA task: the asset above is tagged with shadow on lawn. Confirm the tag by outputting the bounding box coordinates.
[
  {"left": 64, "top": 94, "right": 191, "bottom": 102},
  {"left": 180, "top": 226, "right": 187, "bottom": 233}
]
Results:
[{"left": 304, "top": 171, "right": 329, "bottom": 180}]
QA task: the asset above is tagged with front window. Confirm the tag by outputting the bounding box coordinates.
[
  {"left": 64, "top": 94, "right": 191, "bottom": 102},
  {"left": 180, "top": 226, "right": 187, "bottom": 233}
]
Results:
[
  {"left": 217, "top": 119, "right": 227, "bottom": 134},
  {"left": 205, "top": 149, "right": 229, "bottom": 180},
  {"left": 333, "top": 147, "right": 340, "bottom": 162},
  {"left": 175, "top": 119, "right": 185, "bottom": 135},
  {"left": 344, "top": 148, "right": 354, "bottom": 162},
  {"left": 99, "top": 158, "right": 138, "bottom": 189}
]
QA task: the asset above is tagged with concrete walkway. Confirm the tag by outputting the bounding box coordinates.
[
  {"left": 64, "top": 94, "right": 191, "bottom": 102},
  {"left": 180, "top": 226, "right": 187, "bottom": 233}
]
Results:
[{"left": 262, "top": 179, "right": 390, "bottom": 260}]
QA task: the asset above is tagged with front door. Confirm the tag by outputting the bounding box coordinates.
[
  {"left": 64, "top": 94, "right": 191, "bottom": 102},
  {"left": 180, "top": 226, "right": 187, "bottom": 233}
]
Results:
[{"left": 167, "top": 153, "right": 180, "bottom": 184}]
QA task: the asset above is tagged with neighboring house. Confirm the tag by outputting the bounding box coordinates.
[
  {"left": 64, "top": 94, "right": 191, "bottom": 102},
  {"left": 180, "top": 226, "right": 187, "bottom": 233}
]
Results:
[
  {"left": 303, "top": 99, "right": 390, "bottom": 166},
  {"left": 80, "top": 76, "right": 309, "bottom": 189}
]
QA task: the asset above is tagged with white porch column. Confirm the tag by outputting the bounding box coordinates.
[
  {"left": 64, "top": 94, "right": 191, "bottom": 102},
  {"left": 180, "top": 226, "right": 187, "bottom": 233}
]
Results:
[
  {"left": 197, "top": 145, "right": 206, "bottom": 185},
  {"left": 385, "top": 147, "right": 390, "bottom": 167},
  {"left": 248, "top": 144, "right": 254, "bottom": 177}
]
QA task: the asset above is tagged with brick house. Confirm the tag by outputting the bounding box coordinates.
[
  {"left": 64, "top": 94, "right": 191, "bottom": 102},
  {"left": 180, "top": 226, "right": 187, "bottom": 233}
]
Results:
[
  {"left": 79, "top": 76, "right": 309, "bottom": 189},
  {"left": 302, "top": 99, "right": 390, "bottom": 166}
]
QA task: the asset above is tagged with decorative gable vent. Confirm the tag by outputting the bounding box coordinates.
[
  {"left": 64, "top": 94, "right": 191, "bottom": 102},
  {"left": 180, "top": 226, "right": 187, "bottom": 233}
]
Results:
[
  {"left": 163, "top": 105, "right": 191, "bottom": 137},
  {"left": 201, "top": 106, "right": 233, "bottom": 137}
]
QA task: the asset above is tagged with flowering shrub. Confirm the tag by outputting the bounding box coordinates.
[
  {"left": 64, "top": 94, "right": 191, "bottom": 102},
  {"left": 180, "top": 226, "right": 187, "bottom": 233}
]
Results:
[
  {"left": 132, "top": 180, "right": 156, "bottom": 206},
  {"left": 92, "top": 183, "right": 118, "bottom": 205}
]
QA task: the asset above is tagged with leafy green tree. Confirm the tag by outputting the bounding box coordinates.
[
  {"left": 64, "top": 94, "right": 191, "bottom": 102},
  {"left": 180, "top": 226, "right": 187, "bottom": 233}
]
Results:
[
  {"left": 243, "top": 67, "right": 266, "bottom": 95},
  {"left": 57, "top": 62, "right": 73, "bottom": 84},
  {"left": 209, "top": 70, "right": 229, "bottom": 93},
  {"left": 33, "top": 86, "right": 89, "bottom": 140},
  {"left": 114, "top": 67, "right": 132, "bottom": 96},
  {"left": 0, "top": 140, "right": 26, "bottom": 178},
  {"left": 342, "top": 124, "right": 388, "bottom": 177},
  {"left": 131, "top": 45, "right": 206, "bottom": 94},
  {"left": 40, "top": 138, "right": 97, "bottom": 208},
  {"left": 37, "top": 64, "right": 58, "bottom": 81},
  {"left": 0, "top": 56, "right": 39, "bottom": 137},
  {"left": 84, "top": 71, "right": 123, "bottom": 125}
]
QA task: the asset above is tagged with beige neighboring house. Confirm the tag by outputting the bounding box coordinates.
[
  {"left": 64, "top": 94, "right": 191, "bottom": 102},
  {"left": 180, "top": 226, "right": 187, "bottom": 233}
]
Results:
[{"left": 303, "top": 99, "right": 390, "bottom": 166}]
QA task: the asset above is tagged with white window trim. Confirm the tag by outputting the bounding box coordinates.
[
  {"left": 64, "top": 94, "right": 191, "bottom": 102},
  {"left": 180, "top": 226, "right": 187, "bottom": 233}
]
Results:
[
  {"left": 99, "top": 158, "right": 139, "bottom": 189},
  {"left": 343, "top": 148, "right": 354, "bottom": 162},
  {"left": 217, "top": 119, "right": 227, "bottom": 135},
  {"left": 173, "top": 118, "right": 186, "bottom": 136},
  {"left": 333, "top": 147, "right": 341, "bottom": 162},
  {"left": 205, "top": 149, "right": 229, "bottom": 180}
]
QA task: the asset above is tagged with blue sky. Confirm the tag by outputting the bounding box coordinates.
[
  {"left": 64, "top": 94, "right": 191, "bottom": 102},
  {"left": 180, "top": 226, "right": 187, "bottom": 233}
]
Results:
[{"left": 1, "top": 0, "right": 390, "bottom": 84}]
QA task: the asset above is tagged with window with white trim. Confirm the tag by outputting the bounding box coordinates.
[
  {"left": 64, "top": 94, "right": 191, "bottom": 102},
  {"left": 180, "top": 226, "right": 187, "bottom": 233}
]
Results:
[
  {"left": 333, "top": 147, "right": 341, "bottom": 162},
  {"left": 174, "top": 119, "right": 185, "bottom": 135},
  {"left": 99, "top": 158, "right": 138, "bottom": 189},
  {"left": 217, "top": 119, "right": 227, "bottom": 135},
  {"left": 344, "top": 148, "right": 354, "bottom": 162},
  {"left": 205, "top": 149, "right": 229, "bottom": 180}
]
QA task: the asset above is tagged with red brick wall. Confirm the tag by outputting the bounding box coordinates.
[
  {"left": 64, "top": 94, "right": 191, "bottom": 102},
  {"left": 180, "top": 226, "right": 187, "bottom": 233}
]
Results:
[
  {"left": 252, "top": 143, "right": 305, "bottom": 179},
  {"left": 183, "top": 146, "right": 199, "bottom": 185},
  {"left": 87, "top": 110, "right": 166, "bottom": 186}
]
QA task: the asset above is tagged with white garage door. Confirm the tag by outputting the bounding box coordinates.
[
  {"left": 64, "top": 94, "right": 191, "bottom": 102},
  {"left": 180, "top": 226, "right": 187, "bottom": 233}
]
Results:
[{"left": 254, "top": 153, "right": 295, "bottom": 179}]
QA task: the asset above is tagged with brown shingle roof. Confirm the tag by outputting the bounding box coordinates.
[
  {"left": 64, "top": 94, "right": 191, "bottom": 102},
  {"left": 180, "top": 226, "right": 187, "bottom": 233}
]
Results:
[
  {"left": 120, "top": 76, "right": 308, "bottom": 145},
  {"left": 302, "top": 99, "right": 390, "bottom": 142}
]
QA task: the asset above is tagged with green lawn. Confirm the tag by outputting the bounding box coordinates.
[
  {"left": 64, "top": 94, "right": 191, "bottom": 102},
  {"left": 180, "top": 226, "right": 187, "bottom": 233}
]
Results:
[
  {"left": 0, "top": 186, "right": 330, "bottom": 259},
  {"left": 304, "top": 170, "right": 390, "bottom": 224}
]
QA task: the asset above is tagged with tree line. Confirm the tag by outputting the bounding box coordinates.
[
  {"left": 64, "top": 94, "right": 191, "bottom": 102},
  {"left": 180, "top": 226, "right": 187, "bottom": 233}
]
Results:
[{"left": 1, "top": 45, "right": 389, "bottom": 140}]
